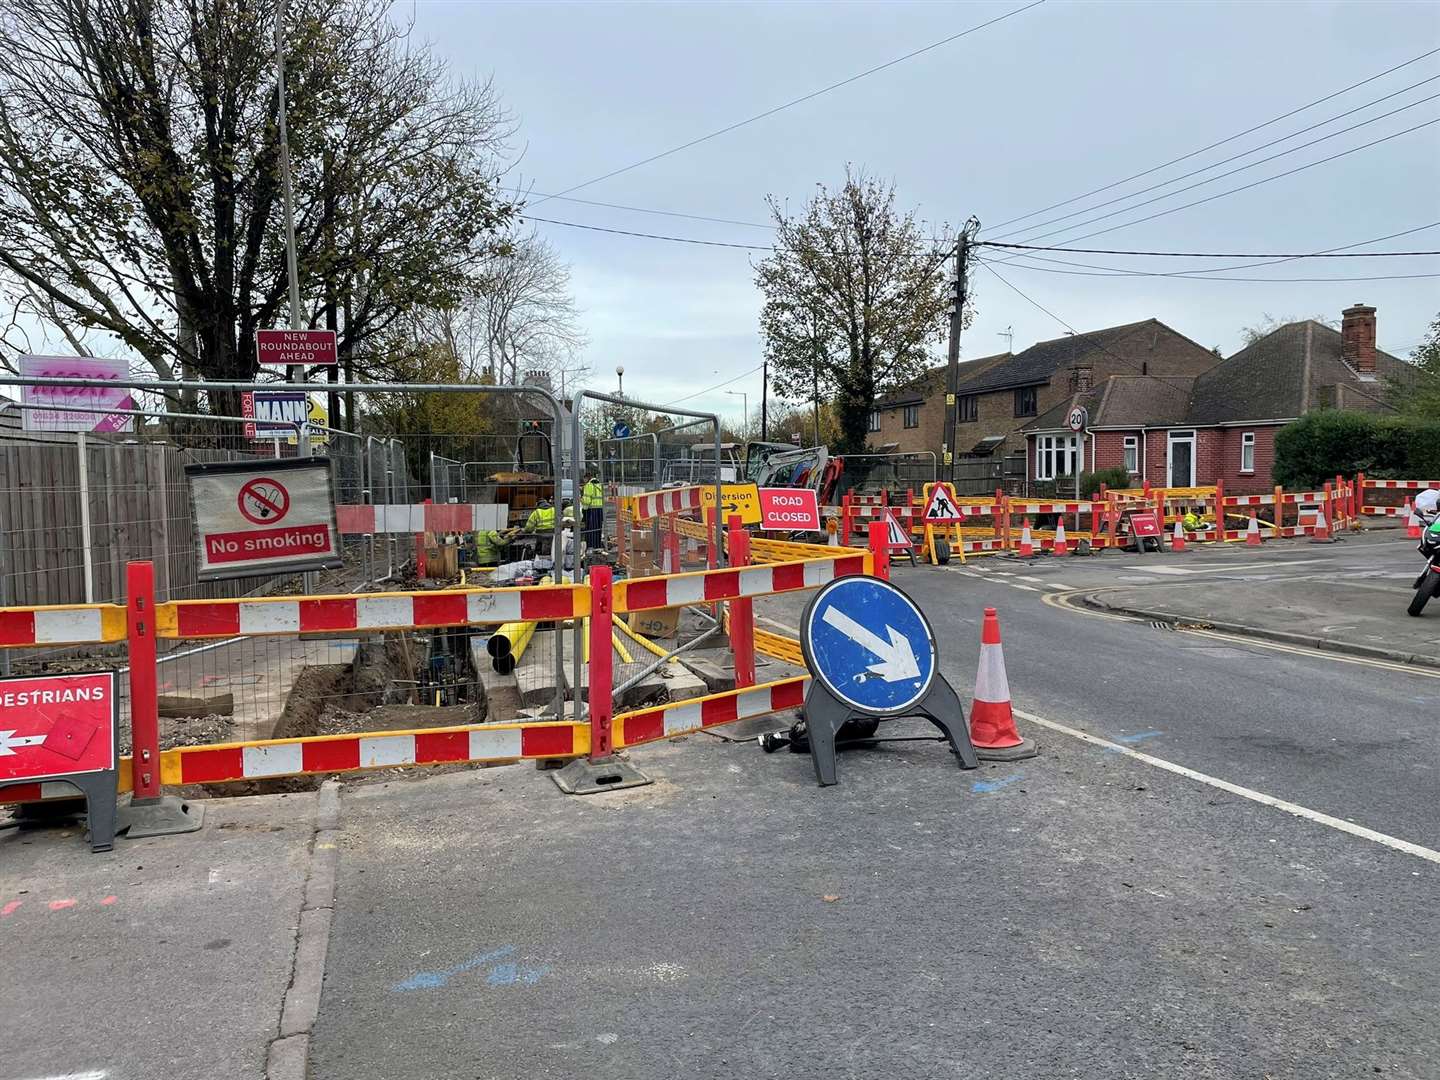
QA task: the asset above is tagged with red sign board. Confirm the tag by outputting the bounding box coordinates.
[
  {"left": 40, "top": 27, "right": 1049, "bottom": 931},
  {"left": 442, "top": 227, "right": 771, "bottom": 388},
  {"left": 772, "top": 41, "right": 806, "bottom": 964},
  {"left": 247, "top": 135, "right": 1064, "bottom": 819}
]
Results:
[
  {"left": 758, "top": 487, "right": 821, "bottom": 531},
  {"left": 1129, "top": 510, "right": 1161, "bottom": 537},
  {"left": 256, "top": 328, "right": 337, "bottom": 366},
  {"left": 0, "top": 672, "right": 116, "bottom": 784},
  {"left": 186, "top": 459, "right": 341, "bottom": 580}
]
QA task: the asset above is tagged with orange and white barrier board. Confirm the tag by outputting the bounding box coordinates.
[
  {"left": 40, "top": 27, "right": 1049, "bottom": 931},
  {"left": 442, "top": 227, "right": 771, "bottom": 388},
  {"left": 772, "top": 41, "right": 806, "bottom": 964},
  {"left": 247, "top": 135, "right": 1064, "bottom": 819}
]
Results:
[
  {"left": 613, "top": 554, "right": 867, "bottom": 611},
  {"left": 615, "top": 677, "right": 808, "bottom": 748},
  {"left": 630, "top": 486, "right": 704, "bottom": 521},
  {"left": 336, "top": 503, "right": 508, "bottom": 534}
]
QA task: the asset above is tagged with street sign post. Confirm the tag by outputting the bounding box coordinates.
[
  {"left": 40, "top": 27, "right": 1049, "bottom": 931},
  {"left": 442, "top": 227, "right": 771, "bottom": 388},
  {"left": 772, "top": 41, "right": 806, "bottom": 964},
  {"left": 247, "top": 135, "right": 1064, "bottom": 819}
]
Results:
[
  {"left": 0, "top": 671, "right": 119, "bottom": 851},
  {"left": 256, "top": 328, "right": 337, "bottom": 367},
  {"left": 698, "top": 482, "right": 762, "bottom": 526},
  {"left": 798, "top": 577, "right": 978, "bottom": 786},
  {"left": 185, "top": 458, "right": 341, "bottom": 581},
  {"left": 758, "top": 487, "right": 821, "bottom": 531}
]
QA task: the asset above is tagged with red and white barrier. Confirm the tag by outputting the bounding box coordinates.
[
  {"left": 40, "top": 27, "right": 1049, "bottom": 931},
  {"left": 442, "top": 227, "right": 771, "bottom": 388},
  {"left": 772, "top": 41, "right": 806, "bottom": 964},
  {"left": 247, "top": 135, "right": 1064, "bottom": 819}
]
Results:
[
  {"left": 616, "top": 677, "right": 808, "bottom": 748},
  {"left": 0, "top": 604, "right": 126, "bottom": 648},
  {"left": 630, "top": 486, "right": 704, "bottom": 521},
  {"left": 336, "top": 503, "right": 508, "bottom": 535},
  {"left": 157, "top": 586, "right": 588, "bottom": 639},
  {"left": 167, "top": 722, "right": 587, "bottom": 784},
  {"left": 614, "top": 554, "right": 867, "bottom": 612},
  {"left": 0, "top": 780, "right": 89, "bottom": 805}
]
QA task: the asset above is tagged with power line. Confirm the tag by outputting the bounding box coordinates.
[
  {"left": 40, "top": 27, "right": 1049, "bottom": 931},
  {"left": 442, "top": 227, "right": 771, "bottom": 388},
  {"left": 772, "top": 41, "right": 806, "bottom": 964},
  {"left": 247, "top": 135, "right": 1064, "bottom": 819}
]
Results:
[
  {"left": 517, "top": 191, "right": 773, "bottom": 230},
  {"left": 977, "top": 254, "right": 1440, "bottom": 283},
  {"left": 977, "top": 230, "right": 1440, "bottom": 257},
  {"left": 530, "top": 0, "right": 1048, "bottom": 207},
  {"left": 991, "top": 76, "right": 1440, "bottom": 242},
  {"left": 521, "top": 215, "right": 773, "bottom": 250},
  {"left": 1020, "top": 115, "right": 1440, "bottom": 249},
  {"left": 662, "top": 363, "right": 767, "bottom": 406},
  {"left": 977, "top": 262, "right": 1210, "bottom": 395},
  {"left": 982, "top": 222, "right": 1440, "bottom": 278},
  {"left": 987, "top": 45, "right": 1440, "bottom": 233},
  {"left": 1005, "top": 95, "right": 1440, "bottom": 246}
]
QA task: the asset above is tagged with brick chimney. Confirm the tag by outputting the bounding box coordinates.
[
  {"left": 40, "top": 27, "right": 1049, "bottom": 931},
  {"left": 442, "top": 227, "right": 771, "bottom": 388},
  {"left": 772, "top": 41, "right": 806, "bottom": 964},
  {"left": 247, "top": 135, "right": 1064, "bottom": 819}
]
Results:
[{"left": 1341, "top": 303, "right": 1377, "bottom": 377}]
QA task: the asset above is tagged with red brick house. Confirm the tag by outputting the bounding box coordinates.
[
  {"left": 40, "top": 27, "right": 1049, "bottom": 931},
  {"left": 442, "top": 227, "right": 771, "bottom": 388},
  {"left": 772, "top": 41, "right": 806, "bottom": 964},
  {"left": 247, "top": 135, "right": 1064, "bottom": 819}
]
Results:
[{"left": 1022, "top": 304, "right": 1411, "bottom": 494}]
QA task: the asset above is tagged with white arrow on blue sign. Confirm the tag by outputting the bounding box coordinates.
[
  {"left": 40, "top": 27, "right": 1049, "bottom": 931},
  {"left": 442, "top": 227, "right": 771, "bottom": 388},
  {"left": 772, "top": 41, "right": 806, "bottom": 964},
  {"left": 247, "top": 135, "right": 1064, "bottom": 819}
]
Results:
[
  {"left": 801, "top": 577, "right": 937, "bottom": 714},
  {"left": 613, "top": 422, "right": 631, "bottom": 439}
]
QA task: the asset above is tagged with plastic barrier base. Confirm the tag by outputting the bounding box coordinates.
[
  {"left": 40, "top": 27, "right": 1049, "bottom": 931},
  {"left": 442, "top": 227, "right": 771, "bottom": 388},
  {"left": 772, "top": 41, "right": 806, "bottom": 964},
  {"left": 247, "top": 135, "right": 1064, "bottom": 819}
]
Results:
[
  {"left": 120, "top": 794, "right": 206, "bottom": 838},
  {"left": 550, "top": 755, "right": 653, "bottom": 795}
]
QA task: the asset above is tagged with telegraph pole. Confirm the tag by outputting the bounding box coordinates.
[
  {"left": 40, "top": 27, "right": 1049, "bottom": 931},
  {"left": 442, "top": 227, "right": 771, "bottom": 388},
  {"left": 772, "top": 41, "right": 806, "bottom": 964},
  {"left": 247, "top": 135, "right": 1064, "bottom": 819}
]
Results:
[{"left": 942, "top": 217, "right": 980, "bottom": 485}]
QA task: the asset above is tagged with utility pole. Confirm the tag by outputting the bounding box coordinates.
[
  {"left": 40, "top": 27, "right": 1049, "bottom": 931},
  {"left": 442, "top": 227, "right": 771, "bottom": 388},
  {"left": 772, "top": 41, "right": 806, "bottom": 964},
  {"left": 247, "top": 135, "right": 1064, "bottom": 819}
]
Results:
[
  {"left": 942, "top": 218, "right": 980, "bottom": 486},
  {"left": 275, "top": 0, "right": 302, "bottom": 334},
  {"left": 760, "top": 355, "right": 769, "bottom": 441}
]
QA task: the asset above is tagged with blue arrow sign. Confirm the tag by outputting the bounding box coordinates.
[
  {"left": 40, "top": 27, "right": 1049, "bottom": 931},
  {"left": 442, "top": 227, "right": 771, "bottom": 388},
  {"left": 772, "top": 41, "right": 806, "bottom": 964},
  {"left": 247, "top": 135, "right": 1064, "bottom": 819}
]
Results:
[
  {"left": 613, "top": 421, "right": 631, "bottom": 439},
  {"left": 801, "top": 577, "right": 936, "bottom": 714}
]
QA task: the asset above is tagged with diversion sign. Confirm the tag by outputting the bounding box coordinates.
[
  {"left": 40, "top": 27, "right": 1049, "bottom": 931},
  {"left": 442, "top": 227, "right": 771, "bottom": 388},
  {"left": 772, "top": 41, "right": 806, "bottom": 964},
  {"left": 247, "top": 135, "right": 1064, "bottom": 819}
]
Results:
[{"left": 186, "top": 458, "right": 341, "bottom": 581}]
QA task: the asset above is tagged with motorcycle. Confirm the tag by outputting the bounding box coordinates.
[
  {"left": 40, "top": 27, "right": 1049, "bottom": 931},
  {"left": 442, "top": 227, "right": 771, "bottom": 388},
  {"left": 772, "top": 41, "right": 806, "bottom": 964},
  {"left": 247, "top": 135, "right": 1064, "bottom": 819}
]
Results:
[{"left": 1407, "top": 518, "right": 1440, "bottom": 616}]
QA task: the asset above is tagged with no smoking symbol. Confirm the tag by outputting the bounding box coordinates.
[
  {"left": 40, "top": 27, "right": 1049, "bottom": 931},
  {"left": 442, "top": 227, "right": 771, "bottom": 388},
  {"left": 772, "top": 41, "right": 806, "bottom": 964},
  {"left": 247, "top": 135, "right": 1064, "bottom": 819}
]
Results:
[{"left": 238, "top": 477, "right": 289, "bottom": 525}]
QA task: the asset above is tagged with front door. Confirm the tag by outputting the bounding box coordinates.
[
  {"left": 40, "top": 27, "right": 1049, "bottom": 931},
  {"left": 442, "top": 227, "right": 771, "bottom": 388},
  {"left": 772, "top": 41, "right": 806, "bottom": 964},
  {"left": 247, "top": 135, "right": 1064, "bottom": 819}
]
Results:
[{"left": 1168, "top": 432, "right": 1195, "bottom": 488}]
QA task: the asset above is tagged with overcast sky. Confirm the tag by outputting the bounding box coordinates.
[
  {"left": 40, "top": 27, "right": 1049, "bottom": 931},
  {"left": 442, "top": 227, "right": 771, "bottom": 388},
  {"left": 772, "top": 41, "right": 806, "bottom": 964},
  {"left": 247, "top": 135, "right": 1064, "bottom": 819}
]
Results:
[{"left": 411, "top": 0, "right": 1439, "bottom": 427}]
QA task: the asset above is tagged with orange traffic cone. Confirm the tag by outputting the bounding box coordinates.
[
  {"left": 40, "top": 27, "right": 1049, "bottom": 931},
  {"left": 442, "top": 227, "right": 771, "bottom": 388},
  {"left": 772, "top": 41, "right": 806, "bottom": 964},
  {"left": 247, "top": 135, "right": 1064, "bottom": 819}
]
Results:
[
  {"left": 1052, "top": 520, "right": 1069, "bottom": 556},
  {"left": 1310, "top": 509, "right": 1335, "bottom": 544},
  {"left": 1017, "top": 518, "right": 1035, "bottom": 559},
  {"left": 970, "top": 608, "right": 1037, "bottom": 761},
  {"left": 1406, "top": 499, "right": 1422, "bottom": 539},
  {"left": 1245, "top": 514, "right": 1262, "bottom": 546},
  {"left": 1171, "top": 519, "right": 1187, "bottom": 552}
]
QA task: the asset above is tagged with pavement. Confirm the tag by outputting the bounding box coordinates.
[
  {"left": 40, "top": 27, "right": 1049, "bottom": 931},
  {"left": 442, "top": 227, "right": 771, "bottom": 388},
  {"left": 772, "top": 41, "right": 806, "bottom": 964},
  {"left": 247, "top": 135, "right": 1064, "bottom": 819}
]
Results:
[
  {"left": 8, "top": 525, "right": 1440, "bottom": 1079},
  {"left": 0, "top": 787, "right": 331, "bottom": 1080}
]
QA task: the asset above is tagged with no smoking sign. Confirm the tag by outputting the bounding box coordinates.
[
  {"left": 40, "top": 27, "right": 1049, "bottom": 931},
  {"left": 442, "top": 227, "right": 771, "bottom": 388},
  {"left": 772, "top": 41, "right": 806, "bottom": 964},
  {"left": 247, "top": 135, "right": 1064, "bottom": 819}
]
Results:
[
  {"left": 239, "top": 478, "right": 290, "bottom": 525},
  {"left": 186, "top": 459, "right": 340, "bottom": 581}
]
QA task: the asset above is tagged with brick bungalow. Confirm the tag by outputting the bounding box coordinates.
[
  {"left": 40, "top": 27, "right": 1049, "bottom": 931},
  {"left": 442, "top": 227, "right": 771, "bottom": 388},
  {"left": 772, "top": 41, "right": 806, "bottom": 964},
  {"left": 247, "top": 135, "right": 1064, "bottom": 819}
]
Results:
[
  {"left": 1022, "top": 304, "right": 1411, "bottom": 495},
  {"left": 868, "top": 319, "right": 1220, "bottom": 473}
]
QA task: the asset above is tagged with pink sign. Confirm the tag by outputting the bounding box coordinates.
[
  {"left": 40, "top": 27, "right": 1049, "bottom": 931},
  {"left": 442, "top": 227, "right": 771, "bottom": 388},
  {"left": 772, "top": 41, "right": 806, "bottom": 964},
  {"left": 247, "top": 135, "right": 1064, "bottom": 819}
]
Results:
[
  {"left": 18, "top": 355, "right": 135, "bottom": 432},
  {"left": 257, "top": 329, "right": 337, "bottom": 366}
]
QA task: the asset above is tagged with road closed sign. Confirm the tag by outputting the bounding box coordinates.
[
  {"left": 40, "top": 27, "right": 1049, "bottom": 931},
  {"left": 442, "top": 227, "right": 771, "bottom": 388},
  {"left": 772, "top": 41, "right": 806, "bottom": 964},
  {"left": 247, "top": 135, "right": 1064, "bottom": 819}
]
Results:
[
  {"left": 758, "top": 487, "right": 821, "bottom": 530},
  {"left": 186, "top": 458, "right": 341, "bottom": 580},
  {"left": 0, "top": 672, "right": 116, "bottom": 785}
]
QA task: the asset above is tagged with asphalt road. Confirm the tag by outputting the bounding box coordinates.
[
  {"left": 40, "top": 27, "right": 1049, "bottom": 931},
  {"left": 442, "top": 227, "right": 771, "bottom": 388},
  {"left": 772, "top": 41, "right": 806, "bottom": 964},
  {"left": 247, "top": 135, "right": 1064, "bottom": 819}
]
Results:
[{"left": 310, "top": 531, "right": 1440, "bottom": 1080}]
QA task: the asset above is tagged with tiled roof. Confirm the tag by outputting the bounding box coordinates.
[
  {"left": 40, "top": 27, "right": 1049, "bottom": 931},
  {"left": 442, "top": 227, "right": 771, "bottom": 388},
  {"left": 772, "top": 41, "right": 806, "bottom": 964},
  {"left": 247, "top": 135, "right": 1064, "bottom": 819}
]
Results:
[
  {"left": 1026, "top": 375, "right": 1194, "bottom": 431},
  {"left": 954, "top": 319, "right": 1164, "bottom": 395}
]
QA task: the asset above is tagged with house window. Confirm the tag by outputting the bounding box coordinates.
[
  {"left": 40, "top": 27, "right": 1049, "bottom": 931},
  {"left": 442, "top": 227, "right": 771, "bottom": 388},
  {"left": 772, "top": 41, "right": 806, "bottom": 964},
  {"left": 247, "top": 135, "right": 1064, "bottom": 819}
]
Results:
[
  {"left": 1014, "top": 387, "right": 1038, "bottom": 417},
  {"left": 1240, "top": 431, "right": 1255, "bottom": 473},
  {"left": 867, "top": 410, "right": 881, "bottom": 433},
  {"left": 1035, "top": 434, "right": 1080, "bottom": 481},
  {"left": 958, "top": 395, "right": 978, "bottom": 422},
  {"left": 1123, "top": 435, "right": 1139, "bottom": 474},
  {"left": 903, "top": 404, "right": 920, "bottom": 429}
]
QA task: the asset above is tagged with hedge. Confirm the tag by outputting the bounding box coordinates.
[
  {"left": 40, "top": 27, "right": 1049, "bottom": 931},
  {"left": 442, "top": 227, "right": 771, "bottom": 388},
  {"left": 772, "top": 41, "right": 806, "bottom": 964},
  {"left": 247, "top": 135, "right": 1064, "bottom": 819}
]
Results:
[{"left": 1272, "top": 411, "right": 1440, "bottom": 488}]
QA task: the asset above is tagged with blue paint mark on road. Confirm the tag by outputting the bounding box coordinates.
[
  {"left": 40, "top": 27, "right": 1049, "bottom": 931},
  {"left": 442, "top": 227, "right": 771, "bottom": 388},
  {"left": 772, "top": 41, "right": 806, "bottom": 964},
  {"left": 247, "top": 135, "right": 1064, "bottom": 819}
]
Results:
[
  {"left": 486, "top": 962, "right": 547, "bottom": 986},
  {"left": 1116, "top": 730, "right": 1163, "bottom": 744},
  {"left": 972, "top": 774, "right": 1023, "bottom": 794},
  {"left": 394, "top": 945, "right": 515, "bottom": 992}
]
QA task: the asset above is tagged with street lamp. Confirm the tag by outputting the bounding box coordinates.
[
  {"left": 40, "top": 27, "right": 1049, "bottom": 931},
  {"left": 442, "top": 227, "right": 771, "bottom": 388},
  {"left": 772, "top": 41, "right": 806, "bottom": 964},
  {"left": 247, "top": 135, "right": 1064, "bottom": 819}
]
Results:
[
  {"left": 615, "top": 365, "right": 624, "bottom": 397},
  {"left": 725, "top": 390, "right": 748, "bottom": 438}
]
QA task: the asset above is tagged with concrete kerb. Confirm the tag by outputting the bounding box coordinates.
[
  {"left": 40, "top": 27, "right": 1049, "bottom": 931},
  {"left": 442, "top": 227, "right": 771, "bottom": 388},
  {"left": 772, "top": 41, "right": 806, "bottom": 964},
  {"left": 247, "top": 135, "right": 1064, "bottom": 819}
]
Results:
[
  {"left": 266, "top": 779, "right": 343, "bottom": 1080},
  {"left": 1076, "top": 588, "right": 1440, "bottom": 671}
]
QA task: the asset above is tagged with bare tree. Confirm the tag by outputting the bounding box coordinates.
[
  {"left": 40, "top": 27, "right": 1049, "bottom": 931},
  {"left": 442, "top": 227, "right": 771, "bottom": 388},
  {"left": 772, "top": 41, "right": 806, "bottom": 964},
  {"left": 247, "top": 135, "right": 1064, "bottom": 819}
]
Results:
[{"left": 0, "top": 0, "right": 517, "bottom": 408}]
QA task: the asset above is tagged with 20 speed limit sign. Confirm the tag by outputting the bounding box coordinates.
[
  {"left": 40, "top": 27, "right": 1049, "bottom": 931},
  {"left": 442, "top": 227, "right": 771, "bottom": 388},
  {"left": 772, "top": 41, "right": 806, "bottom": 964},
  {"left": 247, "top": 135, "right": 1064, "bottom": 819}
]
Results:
[{"left": 185, "top": 458, "right": 341, "bottom": 581}]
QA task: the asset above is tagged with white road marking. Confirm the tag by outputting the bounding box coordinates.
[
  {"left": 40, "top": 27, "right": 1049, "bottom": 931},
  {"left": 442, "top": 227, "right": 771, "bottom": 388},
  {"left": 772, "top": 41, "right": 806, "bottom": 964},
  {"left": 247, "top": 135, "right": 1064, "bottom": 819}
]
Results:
[
  {"left": 18, "top": 1072, "right": 109, "bottom": 1080},
  {"left": 1017, "top": 575, "right": 1045, "bottom": 584},
  {"left": 1014, "top": 708, "right": 1440, "bottom": 866},
  {"left": 1133, "top": 558, "right": 1324, "bottom": 577},
  {"left": 1045, "top": 582, "right": 1075, "bottom": 590},
  {"left": 1009, "top": 584, "right": 1041, "bottom": 592}
]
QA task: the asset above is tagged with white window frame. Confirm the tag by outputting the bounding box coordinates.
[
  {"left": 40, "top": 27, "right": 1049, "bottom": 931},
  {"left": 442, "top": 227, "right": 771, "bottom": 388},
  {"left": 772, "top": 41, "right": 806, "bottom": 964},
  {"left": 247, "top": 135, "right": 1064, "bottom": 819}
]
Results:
[
  {"left": 1035, "top": 434, "right": 1081, "bottom": 481},
  {"left": 867, "top": 409, "right": 881, "bottom": 433},
  {"left": 1167, "top": 430, "right": 1196, "bottom": 488},
  {"left": 903, "top": 404, "right": 920, "bottom": 429},
  {"left": 1240, "top": 431, "right": 1255, "bottom": 473},
  {"left": 1123, "top": 435, "right": 1139, "bottom": 474}
]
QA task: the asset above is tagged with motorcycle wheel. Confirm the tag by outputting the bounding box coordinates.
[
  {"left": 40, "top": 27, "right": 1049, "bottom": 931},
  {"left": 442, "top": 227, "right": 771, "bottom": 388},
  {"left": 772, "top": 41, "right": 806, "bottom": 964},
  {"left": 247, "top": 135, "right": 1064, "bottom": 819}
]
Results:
[{"left": 1407, "top": 571, "right": 1440, "bottom": 617}]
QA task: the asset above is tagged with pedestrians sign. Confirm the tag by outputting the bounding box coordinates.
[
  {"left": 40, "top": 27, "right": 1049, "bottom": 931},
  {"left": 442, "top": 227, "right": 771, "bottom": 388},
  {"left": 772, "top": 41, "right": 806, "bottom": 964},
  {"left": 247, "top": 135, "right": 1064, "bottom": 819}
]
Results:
[
  {"left": 0, "top": 671, "right": 119, "bottom": 851},
  {"left": 698, "top": 482, "right": 762, "bottom": 525},
  {"left": 186, "top": 459, "right": 341, "bottom": 581},
  {"left": 923, "top": 482, "right": 963, "bottom": 523},
  {"left": 803, "top": 577, "right": 935, "bottom": 713},
  {"left": 758, "top": 487, "right": 821, "bottom": 530},
  {"left": 796, "top": 577, "right": 978, "bottom": 786}
]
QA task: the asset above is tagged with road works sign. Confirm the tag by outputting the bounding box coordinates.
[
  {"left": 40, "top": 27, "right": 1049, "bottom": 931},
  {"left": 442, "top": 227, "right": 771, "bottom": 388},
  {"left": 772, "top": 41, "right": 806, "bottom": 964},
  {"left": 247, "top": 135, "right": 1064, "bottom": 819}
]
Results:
[
  {"left": 186, "top": 459, "right": 341, "bottom": 580},
  {"left": 0, "top": 672, "right": 116, "bottom": 784},
  {"left": 256, "top": 328, "right": 337, "bottom": 366},
  {"left": 797, "top": 577, "right": 976, "bottom": 786},
  {"left": 698, "top": 482, "right": 762, "bottom": 525},
  {"left": 758, "top": 487, "right": 821, "bottom": 531},
  {"left": 922, "top": 482, "right": 964, "bottom": 524},
  {"left": 880, "top": 509, "right": 914, "bottom": 550}
]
